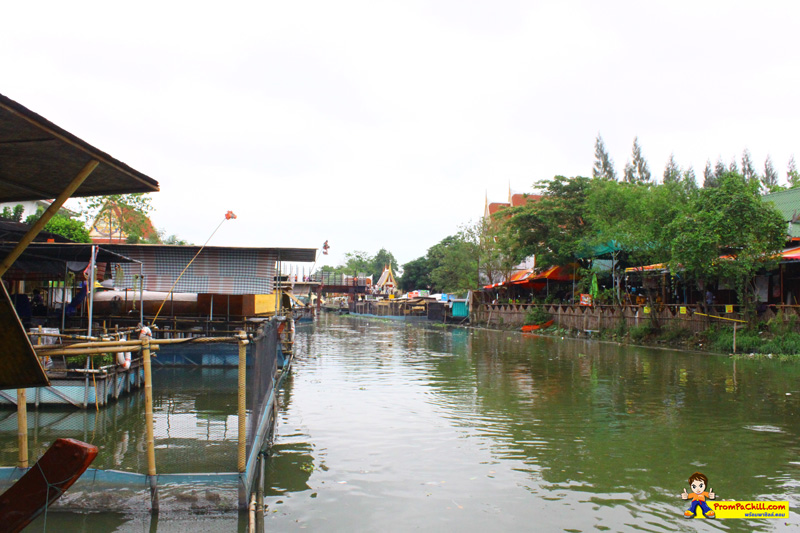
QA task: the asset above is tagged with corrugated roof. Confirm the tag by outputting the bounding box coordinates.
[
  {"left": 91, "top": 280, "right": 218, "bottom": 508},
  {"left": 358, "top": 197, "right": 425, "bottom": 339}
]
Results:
[
  {"left": 0, "top": 92, "right": 160, "bottom": 202},
  {"left": 763, "top": 188, "right": 800, "bottom": 239}
]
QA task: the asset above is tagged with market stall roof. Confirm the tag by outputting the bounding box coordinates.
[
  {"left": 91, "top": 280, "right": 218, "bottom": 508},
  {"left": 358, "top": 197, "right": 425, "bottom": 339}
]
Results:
[
  {"left": 518, "top": 263, "right": 579, "bottom": 283},
  {"left": 483, "top": 268, "right": 532, "bottom": 289},
  {"left": 624, "top": 263, "right": 669, "bottom": 273},
  {"left": 780, "top": 246, "right": 800, "bottom": 261},
  {"left": 0, "top": 92, "right": 160, "bottom": 201}
]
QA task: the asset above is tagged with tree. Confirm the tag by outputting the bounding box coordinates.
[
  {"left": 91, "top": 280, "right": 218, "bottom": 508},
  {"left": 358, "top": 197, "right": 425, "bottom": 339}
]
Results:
[
  {"left": 427, "top": 233, "right": 478, "bottom": 294},
  {"left": 703, "top": 160, "right": 717, "bottom": 188},
  {"left": 504, "top": 175, "right": 593, "bottom": 267},
  {"left": 667, "top": 172, "right": 785, "bottom": 320},
  {"left": 629, "top": 137, "right": 651, "bottom": 183},
  {"left": 728, "top": 156, "right": 739, "bottom": 175},
  {"left": 623, "top": 161, "right": 635, "bottom": 183},
  {"left": 400, "top": 256, "right": 431, "bottom": 292},
  {"left": 663, "top": 153, "right": 681, "bottom": 184},
  {"left": 371, "top": 248, "right": 399, "bottom": 282},
  {"left": 0, "top": 204, "right": 25, "bottom": 222},
  {"left": 714, "top": 158, "right": 727, "bottom": 179},
  {"left": 25, "top": 209, "right": 91, "bottom": 243},
  {"left": 682, "top": 166, "right": 698, "bottom": 191},
  {"left": 341, "top": 251, "right": 373, "bottom": 275},
  {"left": 592, "top": 134, "right": 616, "bottom": 180},
  {"left": 762, "top": 155, "right": 779, "bottom": 192},
  {"left": 741, "top": 149, "right": 757, "bottom": 182},
  {"left": 788, "top": 155, "right": 800, "bottom": 189},
  {"left": 81, "top": 193, "right": 156, "bottom": 243}
]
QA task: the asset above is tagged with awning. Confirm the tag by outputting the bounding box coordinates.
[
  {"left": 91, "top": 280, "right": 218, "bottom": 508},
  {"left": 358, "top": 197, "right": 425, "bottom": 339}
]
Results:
[
  {"left": 483, "top": 268, "right": 532, "bottom": 289},
  {"left": 624, "top": 263, "right": 669, "bottom": 273},
  {"left": 780, "top": 246, "right": 800, "bottom": 260},
  {"left": 518, "top": 263, "right": 579, "bottom": 283}
]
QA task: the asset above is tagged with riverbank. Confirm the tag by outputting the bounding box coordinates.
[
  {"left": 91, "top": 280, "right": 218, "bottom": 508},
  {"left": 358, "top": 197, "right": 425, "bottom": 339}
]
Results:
[{"left": 483, "top": 320, "right": 800, "bottom": 358}]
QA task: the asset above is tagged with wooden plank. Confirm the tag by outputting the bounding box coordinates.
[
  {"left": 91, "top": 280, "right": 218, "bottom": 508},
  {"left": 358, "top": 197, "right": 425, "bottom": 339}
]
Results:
[{"left": 0, "top": 282, "right": 48, "bottom": 389}]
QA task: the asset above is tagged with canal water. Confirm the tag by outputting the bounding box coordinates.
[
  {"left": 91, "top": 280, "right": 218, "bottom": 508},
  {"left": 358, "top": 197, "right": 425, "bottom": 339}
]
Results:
[
  {"left": 15, "top": 314, "right": 800, "bottom": 530},
  {"left": 265, "top": 314, "right": 799, "bottom": 532}
]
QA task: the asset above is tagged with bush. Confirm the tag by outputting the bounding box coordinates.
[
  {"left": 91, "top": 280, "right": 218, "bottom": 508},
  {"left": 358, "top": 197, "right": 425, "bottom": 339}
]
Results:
[
  {"left": 524, "top": 307, "right": 552, "bottom": 325},
  {"left": 629, "top": 324, "right": 653, "bottom": 342}
]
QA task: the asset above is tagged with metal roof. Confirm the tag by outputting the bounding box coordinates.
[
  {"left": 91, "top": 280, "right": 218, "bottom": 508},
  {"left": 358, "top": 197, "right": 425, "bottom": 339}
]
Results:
[
  {"left": 0, "top": 92, "right": 160, "bottom": 202},
  {"left": 103, "top": 244, "right": 317, "bottom": 263},
  {"left": 763, "top": 188, "right": 800, "bottom": 239}
]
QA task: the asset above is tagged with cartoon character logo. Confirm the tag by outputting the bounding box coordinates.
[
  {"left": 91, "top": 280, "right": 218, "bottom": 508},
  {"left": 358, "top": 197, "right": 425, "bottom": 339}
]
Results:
[{"left": 681, "top": 471, "right": 716, "bottom": 519}]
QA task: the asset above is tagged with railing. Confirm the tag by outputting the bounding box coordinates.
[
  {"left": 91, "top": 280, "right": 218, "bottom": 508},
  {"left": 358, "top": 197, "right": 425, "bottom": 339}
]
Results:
[{"left": 1, "top": 317, "right": 295, "bottom": 514}]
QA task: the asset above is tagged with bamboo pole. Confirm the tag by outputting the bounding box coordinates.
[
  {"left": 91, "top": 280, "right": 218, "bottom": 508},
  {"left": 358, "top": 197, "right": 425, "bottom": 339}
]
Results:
[
  {"left": 237, "top": 331, "right": 249, "bottom": 473},
  {"left": 16, "top": 388, "right": 27, "bottom": 468},
  {"left": 37, "top": 345, "right": 160, "bottom": 357},
  {"left": 0, "top": 160, "right": 99, "bottom": 277},
  {"left": 142, "top": 337, "right": 158, "bottom": 511}
]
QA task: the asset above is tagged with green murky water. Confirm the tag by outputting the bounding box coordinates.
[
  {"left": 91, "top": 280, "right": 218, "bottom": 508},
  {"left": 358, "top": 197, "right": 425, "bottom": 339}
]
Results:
[
  {"left": 11, "top": 314, "right": 800, "bottom": 530},
  {"left": 265, "top": 314, "right": 799, "bottom": 532}
]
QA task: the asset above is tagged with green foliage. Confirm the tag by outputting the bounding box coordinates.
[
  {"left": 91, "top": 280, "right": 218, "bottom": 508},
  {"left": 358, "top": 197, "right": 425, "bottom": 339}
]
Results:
[
  {"left": 25, "top": 208, "right": 91, "bottom": 243},
  {"left": 663, "top": 153, "right": 681, "bottom": 184},
  {"left": 787, "top": 156, "right": 800, "bottom": 189},
  {"left": 400, "top": 256, "right": 431, "bottom": 291},
  {"left": 592, "top": 134, "right": 616, "bottom": 180},
  {"left": 629, "top": 323, "right": 653, "bottom": 342},
  {"left": 0, "top": 204, "right": 25, "bottom": 222},
  {"left": 504, "top": 175, "right": 592, "bottom": 267},
  {"left": 524, "top": 307, "right": 552, "bottom": 325},
  {"left": 81, "top": 193, "right": 155, "bottom": 243},
  {"left": 427, "top": 231, "right": 478, "bottom": 294},
  {"left": 372, "top": 248, "right": 399, "bottom": 282},
  {"left": 667, "top": 172, "right": 785, "bottom": 318}
]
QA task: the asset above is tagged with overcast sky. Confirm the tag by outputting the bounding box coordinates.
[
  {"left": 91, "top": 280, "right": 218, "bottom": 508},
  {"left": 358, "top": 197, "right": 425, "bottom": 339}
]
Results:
[{"left": 2, "top": 1, "right": 799, "bottom": 270}]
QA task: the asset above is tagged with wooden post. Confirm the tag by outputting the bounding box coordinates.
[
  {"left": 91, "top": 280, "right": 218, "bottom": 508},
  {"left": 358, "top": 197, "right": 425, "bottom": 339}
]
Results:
[
  {"left": 0, "top": 160, "right": 99, "bottom": 277},
  {"left": 142, "top": 337, "right": 158, "bottom": 511},
  {"left": 16, "top": 388, "right": 27, "bottom": 468}
]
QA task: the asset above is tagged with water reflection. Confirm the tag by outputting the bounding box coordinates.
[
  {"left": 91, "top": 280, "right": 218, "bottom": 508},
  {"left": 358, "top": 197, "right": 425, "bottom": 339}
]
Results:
[{"left": 265, "top": 315, "right": 799, "bottom": 532}]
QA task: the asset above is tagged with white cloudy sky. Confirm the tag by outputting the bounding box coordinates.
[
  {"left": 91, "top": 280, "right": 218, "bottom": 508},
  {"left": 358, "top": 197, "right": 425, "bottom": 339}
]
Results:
[{"left": 2, "top": 1, "right": 799, "bottom": 269}]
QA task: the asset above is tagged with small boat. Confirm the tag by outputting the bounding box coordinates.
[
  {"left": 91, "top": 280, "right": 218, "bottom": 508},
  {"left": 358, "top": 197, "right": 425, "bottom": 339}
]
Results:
[
  {"left": 0, "top": 438, "right": 98, "bottom": 532},
  {"left": 520, "top": 320, "right": 554, "bottom": 332}
]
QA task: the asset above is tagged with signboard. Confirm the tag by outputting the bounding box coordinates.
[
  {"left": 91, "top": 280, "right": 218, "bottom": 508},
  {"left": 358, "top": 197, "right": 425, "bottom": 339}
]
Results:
[
  {"left": 580, "top": 294, "right": 593, "bottom": 306},
  {"left": 643, "top": 306, "right": 651, "bottom": 314},
  {"left": 680, "top": 306, "right": 687, "bottom": 315},
  {"left": 726, "top": 305, "right": 734, "bottom": 313}
]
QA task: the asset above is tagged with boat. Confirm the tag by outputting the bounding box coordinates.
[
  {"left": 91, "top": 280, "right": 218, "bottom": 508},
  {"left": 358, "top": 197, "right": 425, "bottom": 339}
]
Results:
[
  {"left": 0, "top": 438, "right": 97, "bottom": 532},
  {"left": 520, "top": 320, "right": 554, "bottom": 332}
]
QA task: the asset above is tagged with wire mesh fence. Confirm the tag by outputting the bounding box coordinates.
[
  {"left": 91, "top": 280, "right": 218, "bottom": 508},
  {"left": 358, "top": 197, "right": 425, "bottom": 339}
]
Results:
[{"left": 0, "top": 316, "right": 291, "bottom": 514}]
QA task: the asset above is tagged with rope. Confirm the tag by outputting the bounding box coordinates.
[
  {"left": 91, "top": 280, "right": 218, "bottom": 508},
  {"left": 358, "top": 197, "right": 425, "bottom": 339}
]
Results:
[{"left": 151, "top": 212, "right": 236, "bottom": 327}]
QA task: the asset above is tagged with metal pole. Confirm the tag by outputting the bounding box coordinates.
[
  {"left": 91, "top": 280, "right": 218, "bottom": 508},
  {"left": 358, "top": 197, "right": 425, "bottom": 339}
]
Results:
[
  {"left": 61, "top": 261, "right": 68, "bottom": 332},
  {"left": 142, "top": 337, "right": 159, "bottom": 511},
  {"left": 139, "top": 262, "right": 144, "bottom": 326},
  {"left": 87, "top": 245, "right": 96, "bottom": 337}
]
